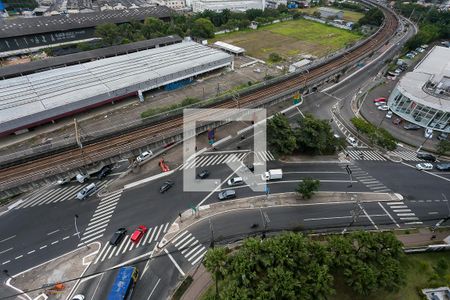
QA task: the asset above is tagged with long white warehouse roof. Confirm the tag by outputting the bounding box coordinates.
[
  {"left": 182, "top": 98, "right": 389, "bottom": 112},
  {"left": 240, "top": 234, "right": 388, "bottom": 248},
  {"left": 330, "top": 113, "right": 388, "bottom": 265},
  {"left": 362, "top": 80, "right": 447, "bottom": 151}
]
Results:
[{"left": 0, "top": 41, "right": 233, "bottom": 135}]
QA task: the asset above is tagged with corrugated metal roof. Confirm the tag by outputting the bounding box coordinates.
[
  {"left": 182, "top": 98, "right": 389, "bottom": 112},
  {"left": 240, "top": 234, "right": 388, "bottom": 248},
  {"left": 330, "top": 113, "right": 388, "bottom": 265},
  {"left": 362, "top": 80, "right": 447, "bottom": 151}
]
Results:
[
  {"left": 0, "top": 41, "right": 233, "bottom": 134},
  {"left": 0, "top": 6, "right": 174, "bottom": 38},
  {"left": 213, "top": 41, "right": 245, "bottom": 54},
  {"left": 0, "top": 35, "right": 183, "bottom": 78}
]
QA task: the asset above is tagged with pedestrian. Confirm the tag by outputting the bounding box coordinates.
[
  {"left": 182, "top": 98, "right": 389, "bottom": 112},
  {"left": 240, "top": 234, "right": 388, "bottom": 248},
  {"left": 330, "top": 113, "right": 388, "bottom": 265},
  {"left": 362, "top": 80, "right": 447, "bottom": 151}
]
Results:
[{"left": 178, "top": 212, "right": 182, "bottom": 223}]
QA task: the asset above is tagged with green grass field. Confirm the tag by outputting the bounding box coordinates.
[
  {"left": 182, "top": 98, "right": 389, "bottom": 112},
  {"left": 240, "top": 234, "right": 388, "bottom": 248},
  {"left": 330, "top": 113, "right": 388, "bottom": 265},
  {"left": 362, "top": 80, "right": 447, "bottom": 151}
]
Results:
[
  {"left": 299, "top": 7, "right": 365, "bottom": 22},
  {"left": 211, "top": 18, "right": 361, "bottom": 60}
]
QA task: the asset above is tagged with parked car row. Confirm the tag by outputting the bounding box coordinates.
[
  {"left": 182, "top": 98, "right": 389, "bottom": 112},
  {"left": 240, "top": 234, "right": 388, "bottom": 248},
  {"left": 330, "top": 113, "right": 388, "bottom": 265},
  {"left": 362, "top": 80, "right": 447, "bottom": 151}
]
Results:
[{"left": 416, "top": 162, "right": 450, "bottom": 171}]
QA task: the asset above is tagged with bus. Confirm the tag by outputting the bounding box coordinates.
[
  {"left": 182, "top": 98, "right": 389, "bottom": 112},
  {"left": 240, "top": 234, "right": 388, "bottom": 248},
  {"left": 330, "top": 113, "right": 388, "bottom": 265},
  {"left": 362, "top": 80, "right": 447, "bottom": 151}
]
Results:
[{"left": 108, "top": 266, "right": 139, "bottom": 300}]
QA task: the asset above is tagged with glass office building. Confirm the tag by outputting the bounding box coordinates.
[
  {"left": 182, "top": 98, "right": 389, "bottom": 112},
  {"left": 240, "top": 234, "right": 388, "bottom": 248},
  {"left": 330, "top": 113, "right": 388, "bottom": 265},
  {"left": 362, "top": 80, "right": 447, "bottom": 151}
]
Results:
[{"left": 387, "top": 46, "right": 450, "bottom": 133}]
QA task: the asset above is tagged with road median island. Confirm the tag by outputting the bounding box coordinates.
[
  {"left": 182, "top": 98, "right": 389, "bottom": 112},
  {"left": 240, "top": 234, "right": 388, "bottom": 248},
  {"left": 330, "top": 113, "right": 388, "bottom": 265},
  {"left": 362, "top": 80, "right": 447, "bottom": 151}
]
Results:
[
  {"left": 155, "top": 191, "right": 402, "bottom": 255},
  {"left": 6, "top": 242, "right": 100, "bottom": 300}
]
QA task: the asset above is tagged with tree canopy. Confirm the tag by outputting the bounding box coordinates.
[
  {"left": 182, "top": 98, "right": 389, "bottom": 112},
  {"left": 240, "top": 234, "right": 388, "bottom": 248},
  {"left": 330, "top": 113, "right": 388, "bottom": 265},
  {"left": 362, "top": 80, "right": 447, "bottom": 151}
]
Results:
[
  {"left": 267, "top": 113, "right": 297, "bottom": 157},
  {"left": 328, "top": 231, "right": 405, "bottom": 295},
  {"left": 204, "top": 232, "right": 335, "bottom": 300},
  {"left": 203, "top": 231, "right": 406, "bottom": 299},
  {"left": 191, "top": 18, "right": 215, "bottom": 39},
  {"left": 358, "top": 7, "right": 384, "bottom": 27}
]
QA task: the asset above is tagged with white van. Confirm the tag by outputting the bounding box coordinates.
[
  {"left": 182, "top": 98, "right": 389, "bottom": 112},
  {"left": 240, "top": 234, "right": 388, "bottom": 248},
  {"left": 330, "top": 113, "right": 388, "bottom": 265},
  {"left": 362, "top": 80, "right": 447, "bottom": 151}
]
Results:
[
  {"left": 76, "top": 183, "right": 97, "bottom": 200},
  {"left": 76, "top": 173, "right": 90, "bottom": 183}
]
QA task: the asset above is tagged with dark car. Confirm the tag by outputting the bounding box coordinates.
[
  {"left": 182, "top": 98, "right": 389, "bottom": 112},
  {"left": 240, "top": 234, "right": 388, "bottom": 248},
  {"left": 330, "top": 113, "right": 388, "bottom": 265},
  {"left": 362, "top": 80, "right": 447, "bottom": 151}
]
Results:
[
  {"left": 218, "top": 190, "right": 236, "bottom": 201},
  {"left": 160, "top": 181, "right": 174, "bottom": 193},
  {"left": 197, "top": 170, "right": 210, "bottom": 179},
  {"left": 110, "top": 228, "right": 127, "bottom": 246},
  {"left": 417, "top": 153, "right": 436, "bottom": 162},
  {"left": 97, "top": 165, "right": 112, "bottom": 180},
  {"left": 392, "top": 118, "right": 403, "bottom": 125},
  {"left": 437, "top": 132, "right": 448, "bottom": 141},
  {"left": 436, "top": 163, "right": 450, "bottom": 171},
  {"left": 404, "top": 123, "right": 421, "bottom": 130}
]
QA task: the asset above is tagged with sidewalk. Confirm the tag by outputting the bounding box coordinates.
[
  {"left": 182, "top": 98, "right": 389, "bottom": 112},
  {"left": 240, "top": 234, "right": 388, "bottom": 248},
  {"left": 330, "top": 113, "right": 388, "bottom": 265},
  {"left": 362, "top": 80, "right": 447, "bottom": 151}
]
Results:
[{"left": 180, "top": 265, "right": 212, "bottom": 300}]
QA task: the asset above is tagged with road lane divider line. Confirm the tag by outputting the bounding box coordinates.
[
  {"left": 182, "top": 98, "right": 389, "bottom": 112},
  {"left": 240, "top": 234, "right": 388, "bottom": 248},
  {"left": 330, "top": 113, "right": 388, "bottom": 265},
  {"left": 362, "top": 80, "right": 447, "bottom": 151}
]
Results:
[
  {"left": 147, "top": 278, "right": 161, "bottom": 300},
  {"left": 359, "top": 203, "right": 379, "bottom": 230},
  {"left": 164, "top": 248, "right": 185, "bottom": 276},
  {"left": 378, "top": 202, "right": 400, "bottom": 228}
]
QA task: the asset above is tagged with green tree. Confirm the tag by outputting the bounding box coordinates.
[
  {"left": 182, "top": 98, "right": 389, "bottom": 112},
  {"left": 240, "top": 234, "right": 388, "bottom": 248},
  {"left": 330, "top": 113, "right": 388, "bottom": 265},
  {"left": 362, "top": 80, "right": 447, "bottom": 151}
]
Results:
[
  {"left": 268, "top": 52, "right": 282, "bottom": 62},
  {"left": 95, "top": 23, "right": 122, "bottom": 46},
  {"left": 436, "top": 140, "right": 450, "bottom": 156},
  {"left": 204, "top": 247, "right": 228, "bottom": 298},
  {"left": 216, "top": 233, "right": 335, "bottom": 299},
  {"left": 328, "top": 231, "right": 405, "bottom": 296},
  {"left": 358, "top": 7, "right": 384, "bottom": 26},
  {"left": 296, "top": 177, "right": 320, "bottom": 199},
  {"left": 267, "top": 113, "right": 297, "bottom": 157},
  {"left": 295, "top": 114, "right": 341, "bottom": 154},
  {"left": 191, "top": 18, "right": 215, "bottom": 38}
]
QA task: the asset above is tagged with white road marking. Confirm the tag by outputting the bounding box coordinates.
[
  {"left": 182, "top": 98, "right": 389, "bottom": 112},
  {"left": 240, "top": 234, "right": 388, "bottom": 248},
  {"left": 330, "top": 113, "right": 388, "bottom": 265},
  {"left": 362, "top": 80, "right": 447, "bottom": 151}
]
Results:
[
  {"left": 428, "top": 212, "right": 439, "bottom": 215},
  {"left": 359, "top": 203, "right": 378, "bottom": 230},
  {"left": 393, "top": 209, "right": 412, "bottom": 213},
  {"left": 378, "top": 202, "right": 400, "bottom": 228},
  {"left": 171, "top": 231, "right": 189, "bottom": 244},
  {"left": 27, "top": 250, "right": 35, "bottom": 255},
  {"left": 2, "top": 260, "right": 10, "bottom": 265},
  {"left": 147, "top": 278, "right": 161, "bottom": 300},
  {"left": 62, "top": 236, "right": 70, "bottom": 241},
  {"left": 179, "top": 237, "right": 196, "bottom": 250},
  {"left": 15, "top": 255, "right": 23, "bottom": 260},
  {"left": 122, "top": 239, "right": 132, "bottom": 254},
  {"left": 0, "top": 247, "right": 13, "bottom": 255},
  {"left": 387, "top": 202, "right": 404, "bottom": 205},
  {"left": 154, "top": 226, "right": 164, "bottom": 242},
  {"left": 0, "top": 235, "right": 16, "bottom": 243},
  {"left": 51, "top": 241, "right": 59, "bottom": 245},
  {"left": 184, "top": 244, "right": 201, "bottom": 257},
  {"left": 40, "top": 245, "right": 47, "bottom": 249},
  {"left": 182, "top": 240, "right": 199, "bottom": 255},
  {"left": 397, "top": 213, "right": 416, "bottom": 216},
  {"left": 116, "top": 236, "right": 129, "bottom": 256},
  {"left": 175, "top": 233, "right": 192, "bottom": 248},
  {"left": 164, "top": 248, "right": 185, "bottom": 276}
]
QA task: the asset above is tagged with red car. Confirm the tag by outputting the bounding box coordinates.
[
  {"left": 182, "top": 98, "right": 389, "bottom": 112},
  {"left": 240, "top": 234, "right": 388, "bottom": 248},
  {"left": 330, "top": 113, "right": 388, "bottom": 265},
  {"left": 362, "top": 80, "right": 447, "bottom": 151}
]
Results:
[
  {"left": 130, "top": 225, "right": 148, "bottom": 243},
  {"left": 373, "top": 97, "right": 386, "bottom": 103}
]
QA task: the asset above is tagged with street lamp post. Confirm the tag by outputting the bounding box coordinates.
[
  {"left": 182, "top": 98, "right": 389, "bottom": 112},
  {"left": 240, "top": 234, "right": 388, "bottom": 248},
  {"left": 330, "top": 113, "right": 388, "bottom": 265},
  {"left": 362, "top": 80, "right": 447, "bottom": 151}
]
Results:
[{"left": 74, "top": 215, "right": 90, "bottom": 249}]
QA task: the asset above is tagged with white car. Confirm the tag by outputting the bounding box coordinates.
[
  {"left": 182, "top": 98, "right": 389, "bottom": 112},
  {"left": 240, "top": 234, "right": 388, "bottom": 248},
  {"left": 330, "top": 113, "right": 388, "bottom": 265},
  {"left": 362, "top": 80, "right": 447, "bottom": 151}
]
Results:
[
  {"left": 375, "top": 101, "right": 386, "bottom": 106},
  {"left": 378, "top": 105, "right": 389, "bottom": 111},
  {"left": 346, "top": 136, "right": 358, "bottom": 147},
  {"left": 385, "top": 111, "right": 393, "bottom": 119},
  {"left": 416, "top": 163, "right": 433, "bottom": 171},
  {"left": 136, "top": 150, "right": 154, "bottom": 162},
  {"left": 227, "top": 177, "right": 244, "bottom": 186},
  {"left": 72, "top": 295, "right": 85, "bottom": 300},
  {"left": 424, "top": 128, "right": 433, "bottom": 139}
]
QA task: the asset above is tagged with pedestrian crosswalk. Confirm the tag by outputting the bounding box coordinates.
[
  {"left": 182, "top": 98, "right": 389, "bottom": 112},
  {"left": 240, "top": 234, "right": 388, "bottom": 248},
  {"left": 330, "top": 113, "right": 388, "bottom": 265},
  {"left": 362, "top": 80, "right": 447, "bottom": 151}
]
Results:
[
  {"left": 332, "top": 113, "right": 367, "bottom": 148},
  {"left": 77, "top": 190, "right": 122, "bottom": 247},
  {"left": 346, "top": 150, "right": 386, "bottom": 161},
  {"left": 342, "top": 164, "right": 391, "bottom": 193},
  {"left": 388, "top": 150, "right": 430, "bottom": 162},
  {"left": 15, "top": 180, "right": 114, "bottom": 209},
  {"left": 385, "top": 201, "right": 422, "bottom": 225},
  {"left": 179, "top": 151, "right": 275, "bottom": 170},
  {"left": 93, "top": 222, "right": 170, "bottom": 264},
  {"left": 171, "top": 230, "right": 207, "bottom": 266},
  {"left": 345, "top": 149, "right": 431, "bottom": 162}
]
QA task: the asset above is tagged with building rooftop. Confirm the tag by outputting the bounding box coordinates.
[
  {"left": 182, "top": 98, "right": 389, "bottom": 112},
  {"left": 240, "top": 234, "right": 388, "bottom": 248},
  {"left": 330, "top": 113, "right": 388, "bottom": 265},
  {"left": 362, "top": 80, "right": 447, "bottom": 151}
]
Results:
[
  {"left": 0, "top": 35, "right": 183, "bottom": 78},
  {"left": 0, "top": 41, "right": 232, "bottom": 133},
  {"left": 318, "top": 7, "right": 343, "bottom": 13},
  {"left": 213, "top": 41, "right": 245, "bottom": 54},
  {"left": 0, "top": 6, "right": 174, "bottom": 38},
  {"left": 398, "top": 46, "right": 450, "bottom": 111}
]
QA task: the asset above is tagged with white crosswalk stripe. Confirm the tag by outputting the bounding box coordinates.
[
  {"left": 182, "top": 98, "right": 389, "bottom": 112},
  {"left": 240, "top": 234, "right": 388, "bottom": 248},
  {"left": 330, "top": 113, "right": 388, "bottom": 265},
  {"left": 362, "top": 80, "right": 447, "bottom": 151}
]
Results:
[
  {"left": 172, "top": 230, "right": 208, "bottom": 265},
  {"left": 77, "top": 190, "right": 122, "bottom": 247},
  {"left": 387, "top": 150, "right": 433, "bottom": 162},
  {"left": 179, "top": 151, "right": 275, "bottom": 170},
  {"left": 340, "top": 164, "right": 391, "bottom": 192},
  {"left": 346, "top": 150, "right": 386, "bottom": 161},
  {"left": 386, "top": 201, "right": 422, "bottom": 225},
  {"left": 92, "top": 223, "right": 169, "bottom": 264},
  {"left": 16, "top": 180, "right": 114, "bottom": 209}
]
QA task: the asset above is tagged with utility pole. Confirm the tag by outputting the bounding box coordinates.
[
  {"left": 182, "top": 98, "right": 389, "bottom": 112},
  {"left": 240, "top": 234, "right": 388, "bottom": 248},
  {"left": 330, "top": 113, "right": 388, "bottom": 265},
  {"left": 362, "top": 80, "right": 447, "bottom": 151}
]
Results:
[
  {"left": 345, "top": 165, "right": 353, "bottom": 188},
  {"left": 342, "top": 195, "right": 361, "bottom": 234},
  {"left": 74, "top": 215, "right": 90, "bottom": 249},
  {"left": 259, "top": 208, "right": 270, "bottom": 239},
  {"left": 209, "top": 218, "right": 215, "bottom": 248},
  {"left": 74, "top": 118, "right": 83, "bottom": 149}
]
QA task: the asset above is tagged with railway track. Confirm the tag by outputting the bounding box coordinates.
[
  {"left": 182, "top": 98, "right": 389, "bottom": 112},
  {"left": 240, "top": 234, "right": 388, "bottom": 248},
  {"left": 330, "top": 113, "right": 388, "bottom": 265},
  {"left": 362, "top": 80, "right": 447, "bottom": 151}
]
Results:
[{"left": 0, "top": 3, "right": 399, "bottom": 192}]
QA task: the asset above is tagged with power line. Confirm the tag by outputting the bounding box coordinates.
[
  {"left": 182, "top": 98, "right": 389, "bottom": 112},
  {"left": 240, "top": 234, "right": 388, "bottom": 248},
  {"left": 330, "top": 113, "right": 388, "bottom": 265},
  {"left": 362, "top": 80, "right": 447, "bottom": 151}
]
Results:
[{"left": 1, "top": 215, "right": 448, "bottom": 299}]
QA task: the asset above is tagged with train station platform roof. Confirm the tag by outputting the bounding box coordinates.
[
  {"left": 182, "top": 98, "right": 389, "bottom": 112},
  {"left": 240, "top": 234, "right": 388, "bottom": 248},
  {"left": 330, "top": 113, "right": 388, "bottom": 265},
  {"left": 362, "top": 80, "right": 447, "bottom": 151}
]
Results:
[{"left": 0, "top": 41, "right": 233, "bottom": 136}]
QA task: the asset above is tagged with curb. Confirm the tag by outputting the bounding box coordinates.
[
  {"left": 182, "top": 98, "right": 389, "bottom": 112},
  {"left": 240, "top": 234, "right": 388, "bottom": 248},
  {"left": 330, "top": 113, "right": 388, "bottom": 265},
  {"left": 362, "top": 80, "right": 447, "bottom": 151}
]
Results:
[{"left": 154, "top": 191, "right": 403, "bottom": 256}]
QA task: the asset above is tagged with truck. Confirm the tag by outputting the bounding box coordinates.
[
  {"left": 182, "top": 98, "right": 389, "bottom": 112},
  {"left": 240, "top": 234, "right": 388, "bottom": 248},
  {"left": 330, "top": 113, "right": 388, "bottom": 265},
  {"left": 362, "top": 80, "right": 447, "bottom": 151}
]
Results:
[{"left": 261, "top": 169, "right": 283, "bottom": 181}]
